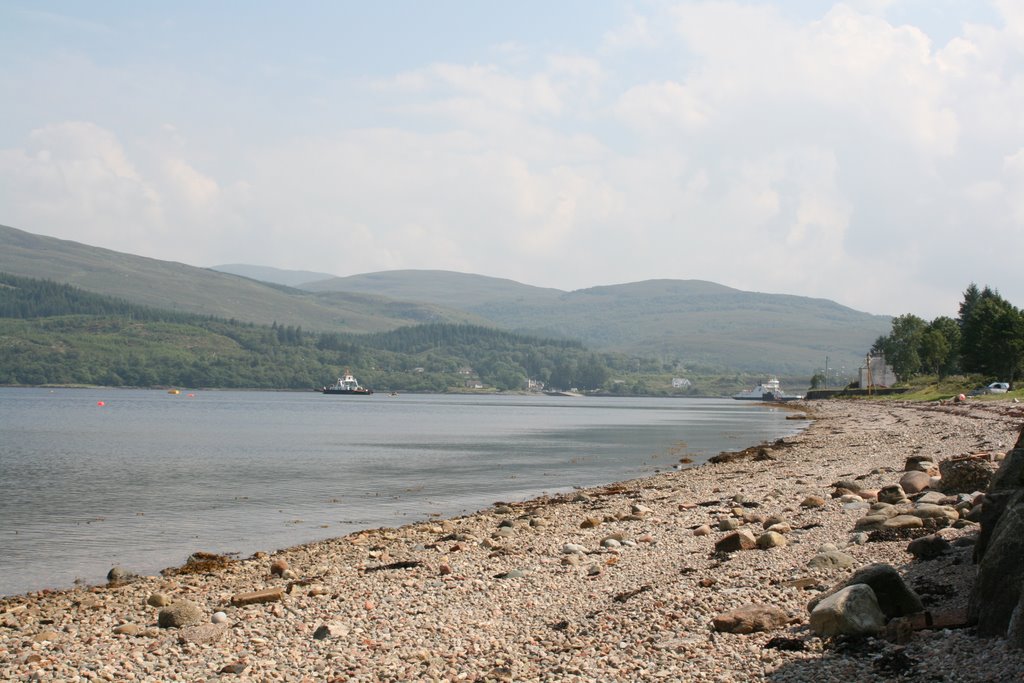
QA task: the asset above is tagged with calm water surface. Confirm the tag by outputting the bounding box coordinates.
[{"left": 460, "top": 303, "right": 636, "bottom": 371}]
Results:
[{"left": 0, "top": 388, "right": 807, "bottom": 596}]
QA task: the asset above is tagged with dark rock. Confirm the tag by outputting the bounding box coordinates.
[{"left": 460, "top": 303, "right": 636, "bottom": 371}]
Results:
[
  {"left": 969, "top": 487, "right": 1024, "bottom": 637},
  {"left": 714, "top": 529, "right": 756, "bottom": 553},
  {"left": 907, "top": 534, "right": 951, "bottom": 561},
  {"left": 106, "top": 566, "right": 135, "bottom": 584},
  {"left": 940, "top": 456, "right": 994, "bottom": 495},
  {"left": 764, "top": 636, "right": 806, "bottom": 651},
  {"left": 874, "top": 647, "right": 917, "bottom": 677},
  {"left": 219, "top": 660, "right": 249, "bottom": 675},
  {"left": 905, "top": 455, "right": 935, "bottom": 472},
  {"left": 969, "top": 427, "right": 1024, "bottom": 642},
  {"left": 878, "top": 485, "right": 909, "bottom": 505}
]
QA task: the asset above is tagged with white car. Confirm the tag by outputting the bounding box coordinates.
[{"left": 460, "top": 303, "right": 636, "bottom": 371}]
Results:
[{"left": 987, "top": 382, "right": 1010, "bottom": 393}]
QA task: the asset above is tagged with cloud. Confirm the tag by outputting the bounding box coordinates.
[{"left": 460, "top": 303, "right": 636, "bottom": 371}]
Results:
[
  {"left": 0, "top": 122, "right": 161, "bottom": 245},
  {"left": 2, "top": 3, "right": 1024, "bottom": 320}
]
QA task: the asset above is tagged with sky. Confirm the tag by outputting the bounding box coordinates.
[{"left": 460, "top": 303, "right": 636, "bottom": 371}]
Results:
[{"left": 1, "top": 1, "right": 1022, "bottom": 319}]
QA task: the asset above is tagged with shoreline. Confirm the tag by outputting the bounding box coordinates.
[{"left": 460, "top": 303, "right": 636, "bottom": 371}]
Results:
[{"left": 3, "top": 400, "right": 1024, "bottom": 681}]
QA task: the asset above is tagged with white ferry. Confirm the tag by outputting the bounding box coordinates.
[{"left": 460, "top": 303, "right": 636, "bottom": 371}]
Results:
[{"left": 732, "top": 377, "right": 802, "bottom": 402}]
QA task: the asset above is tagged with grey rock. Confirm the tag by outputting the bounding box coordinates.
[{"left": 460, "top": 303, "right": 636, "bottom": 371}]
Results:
[
  {"left": 940, "top": 456, "right": 995, "bottom": 494},
  {"left": 916, "top": 491, "right": 947, "bottom": 505},
  {"left": 808, "top": 563, "right": 923, "bottom": 621},
  {"left": 719, "top": 517, "right": 741, "bottom": 531},
  {"left": 146, "top": 592, "right": 172, "bottom": 608},
  {"left": 882, "top": 514, "right": 924, "bottom": 529},
  {"left": 807, "top": 550, "right": 855, "bottom": 570},
  {"left": 106, "top": 566, "right": 135, "bottom": 583},
  {"left": 810, "top": 584, "right": 885, "bottom": 637},
  {"left": 970, "top": 487, "right": 1024, "bottom": 636},
  {"left": 157, "top": 600, "right": 204, "bottom": 629},
  {"left": 909, "top": 503, "right": 959, "bottom": 521},
  {"left": 756, "top": 531, "right": 787, "bottom": 549}
]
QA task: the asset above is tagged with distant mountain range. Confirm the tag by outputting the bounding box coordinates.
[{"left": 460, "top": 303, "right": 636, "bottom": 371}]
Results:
[{"left": 1, "top": 224, "right": 890, "bottom": 374}]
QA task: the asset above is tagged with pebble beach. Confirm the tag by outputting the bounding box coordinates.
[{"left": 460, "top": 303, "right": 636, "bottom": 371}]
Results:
[{"left": 3, "top": 399, "right": 1024, "bottom": 682}]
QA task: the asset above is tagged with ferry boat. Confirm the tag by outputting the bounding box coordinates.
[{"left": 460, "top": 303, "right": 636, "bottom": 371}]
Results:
[
  {"left": 322, "top": 370, "right": 373, "bottom": 395},
  {"left": 732, "top": 377, "right": 802, "bottom": 402}
]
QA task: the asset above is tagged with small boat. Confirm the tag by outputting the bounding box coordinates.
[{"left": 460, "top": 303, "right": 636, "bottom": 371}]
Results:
[
  {"left": 733, "top": 377, "right": 802, "bottom": 402},
  {"left": 167, "top": 389, "right": 180, "bottom": 395},
  {"left": 322, "top": 370, "right": 373, "bottom": 395}
]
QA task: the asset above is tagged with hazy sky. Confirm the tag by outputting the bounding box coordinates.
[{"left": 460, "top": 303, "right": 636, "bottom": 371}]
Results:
[{"left": 1, "top": 1, "right": 1021, "bottom": 318}]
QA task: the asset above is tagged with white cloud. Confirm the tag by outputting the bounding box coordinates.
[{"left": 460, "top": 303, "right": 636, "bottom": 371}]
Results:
[{"left": 3, "top": 3, "right": 1024, "bottom": 319}]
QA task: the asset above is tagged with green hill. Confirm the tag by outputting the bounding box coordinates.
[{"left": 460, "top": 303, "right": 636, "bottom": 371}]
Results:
[
  {"left": 210, "top": 263, "right": 336, "bottom": 287},
  {"left": 0, "top": 272, "right": 607, "bottom": 392},
  {"left": 303, "top": 269, "right": 565, "bottom": 309},
  {"left": 0, "top": 225, "right": 485, "bottom": 332},
  {"left": 304, "top": 272, "right": 891, "bottom": 374},
  {"left": 0, "top": 224, "right": 890, "bottom": 375}
]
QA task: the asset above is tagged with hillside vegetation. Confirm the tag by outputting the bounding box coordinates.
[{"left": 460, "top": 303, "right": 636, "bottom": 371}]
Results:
[
  {"left": 0, "top": 273, "right": 630, "bottom": 392},
  {"left": 305, "top": 272, "right": 891, "bottom": 373},
  {"left": 3, "top": 224, "right": 890, "bottom": 375}
]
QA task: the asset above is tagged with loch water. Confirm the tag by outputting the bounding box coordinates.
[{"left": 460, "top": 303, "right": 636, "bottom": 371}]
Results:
[{"left": 0, "top": 388, "right": 807, "bottom": 596}]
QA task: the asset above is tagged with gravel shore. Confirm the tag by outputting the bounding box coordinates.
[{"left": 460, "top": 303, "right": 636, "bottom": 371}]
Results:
[{"left": 3, "top": 399, "right": 1024, "bottom": 682}]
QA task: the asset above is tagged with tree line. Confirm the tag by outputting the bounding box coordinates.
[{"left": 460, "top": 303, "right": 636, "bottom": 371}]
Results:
[
  {"left": 0, "top": 272, "right": 625, "bottom": 391},
  {"left": 871, "top": 283, "right": 1024, "bottom": 385}
]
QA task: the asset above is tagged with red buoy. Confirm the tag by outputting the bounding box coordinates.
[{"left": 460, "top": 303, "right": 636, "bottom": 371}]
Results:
[{"left": 97, "top": 401, "right": 105, "bottom": 407}]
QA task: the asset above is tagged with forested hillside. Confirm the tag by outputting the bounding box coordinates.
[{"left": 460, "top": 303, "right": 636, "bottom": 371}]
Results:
[
  {"left": 0, "top": 273, "right": 629, "bottom": 392},
  {"left": 305, "top": 272, "right": 891, "bottom": 374}
]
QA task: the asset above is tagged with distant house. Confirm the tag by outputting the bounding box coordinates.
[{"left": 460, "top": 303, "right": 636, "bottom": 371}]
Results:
[
  {"left": 527, "top": 379, "right": 545, "bottom": 392},
  {"left": 457, "top": 366, "right": 473, "bottom": 376},
  {"left": 672, "top": 378, "right": 692, "bottom": 389},
  {"left": 859, "top": 354, "right": 897, "bottom": 388}
]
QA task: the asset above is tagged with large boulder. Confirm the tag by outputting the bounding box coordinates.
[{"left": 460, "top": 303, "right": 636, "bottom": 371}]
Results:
[
  {"left": 810, "top": 584, "right": 886, "bottom": 638},
  {"left": 808, "top": 563, "right": 923, "bottom": 621},
  {"left": 899, "top": 471, "right": 932, "bottom": 494},
  {"left": 969, "top": 426, "right": 1024, "bottom": 642},
  {"left": 157, "top": 600, "right": 204, "bottom": 629},
  {"left": 940, "top": 455, "right": 995, "bottom": 495}
]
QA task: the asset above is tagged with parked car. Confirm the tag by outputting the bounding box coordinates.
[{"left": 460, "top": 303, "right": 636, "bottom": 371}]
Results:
[{"left": 987, "top": 382, "right": 1010, "bottom": 393}]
